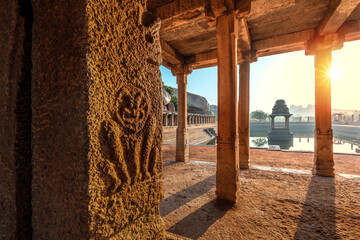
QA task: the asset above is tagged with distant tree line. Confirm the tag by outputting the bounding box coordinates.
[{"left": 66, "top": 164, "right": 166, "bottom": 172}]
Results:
[{"left": 251, "top": 110, "right": 269, "bottom": 121}]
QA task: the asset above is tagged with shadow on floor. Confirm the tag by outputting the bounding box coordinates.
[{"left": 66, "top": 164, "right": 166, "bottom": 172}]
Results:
[
  {"left": 294, "top": 175, "right": 336, "bottom": 240},
  {"left": 167, "top": 199, "right": 234, "bottom": 239},
  {"left": 160, "top": 174, "right": 215, "bottom": 217}
]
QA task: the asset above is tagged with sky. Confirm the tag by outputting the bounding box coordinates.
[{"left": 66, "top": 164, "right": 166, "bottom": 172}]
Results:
[{"left": 161, "top": 41, "right": 360, "bottom": 114}]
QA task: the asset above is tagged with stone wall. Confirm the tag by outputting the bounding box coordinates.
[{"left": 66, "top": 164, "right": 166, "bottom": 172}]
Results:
[{"left": 0, "top": 0, "right": 164, "bottom": 239}]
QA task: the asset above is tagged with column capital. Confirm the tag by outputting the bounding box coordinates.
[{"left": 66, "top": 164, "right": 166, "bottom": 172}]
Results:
[
  {"left": 305, "top": 33, "right": 344, "bottom": 56},
  {"left": 205, "top": 0, "right": 250, "bottom": 26},
  {"left": 239, "top": 50, "right": 257, "bottom": 63},
  {"left": 171, "top": 64, "right": 193, "bottom": 77}
]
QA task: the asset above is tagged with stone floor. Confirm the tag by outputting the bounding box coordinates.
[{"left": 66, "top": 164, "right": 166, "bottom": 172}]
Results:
[{"left": 162, "top": 145, "right": 360, "bottom": 239}]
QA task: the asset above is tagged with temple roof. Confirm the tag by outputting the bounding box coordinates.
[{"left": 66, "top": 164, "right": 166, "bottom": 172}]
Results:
[
  {"left": 148, "top": 0, "right": 360, "bottom": 69},
  {"left": 270, "top": 99, "right": 292, "bottom": 116}
]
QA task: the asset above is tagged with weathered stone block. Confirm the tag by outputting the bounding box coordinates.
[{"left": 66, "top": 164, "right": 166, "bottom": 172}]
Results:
[{"left": 31, "top": 0, "right": 164, "bottom": 238}]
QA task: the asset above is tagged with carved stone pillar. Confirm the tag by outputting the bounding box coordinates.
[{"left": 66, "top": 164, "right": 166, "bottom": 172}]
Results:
[
  {"left": 238, "top": 51, "right": 256, "bottom": 170},
  {"left": 172, "top": 64, "right": 192, "bottom": 163},
  {"left": 314, "top": 48, "right": 334, "bottom": 176},
  {"left": 216, "top": 12, "right": 239, "bottom": 202},
  {"left": 30, "top": 2, "right": 164, "bottom": 238},
  {"left": 306, "top": 34, "right": 343, "bottom": 177}
]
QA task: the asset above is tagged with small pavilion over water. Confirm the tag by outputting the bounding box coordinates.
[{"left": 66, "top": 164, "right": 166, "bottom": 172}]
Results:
[{"left": 268, "top": 100, "right": 294, "bottom": 141}]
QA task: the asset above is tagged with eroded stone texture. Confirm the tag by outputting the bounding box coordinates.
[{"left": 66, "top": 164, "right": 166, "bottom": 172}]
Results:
[{"left": 32, "top": 0, "right": 164, "bottom": 238}]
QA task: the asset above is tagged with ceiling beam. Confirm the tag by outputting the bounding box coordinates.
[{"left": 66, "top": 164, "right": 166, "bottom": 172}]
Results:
[
  {"left": 184, "top": 29, "right": 315, "bottom": 68},
  {"left": 160, "top": 39, "right": 184, "bottom": 66},
  {"left": 338, "top": 19, "right": 360, "bottom": 41},
  {"left": 185, "top": 49, "right": 217, "bottom": 69},
  {"left": 318, "top": 0, "right": 360, "bottom": 35},
  {"left": 154, "top": 0, "right": 205, "bottom": 21},
  {"left": 165, "top": 18, "right": 360, "bottom": 70},
  {"left": 253, "top": 29, "right": 316, "bottom": 56},
  {"left": 238, "top": 18, "right": 251, "bottom": 51}
]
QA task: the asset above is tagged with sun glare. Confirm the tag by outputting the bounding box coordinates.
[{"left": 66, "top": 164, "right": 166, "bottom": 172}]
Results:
[{"left": 329, "top": 65, "right": 342, "bottom": 81}]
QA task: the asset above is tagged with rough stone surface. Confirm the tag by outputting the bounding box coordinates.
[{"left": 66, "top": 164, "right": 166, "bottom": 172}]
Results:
[
  {"left": 32, "top": 0, "right": 164, "bottom": 238},
  {"left": 0, "top": 1, "right": 32, "bottom": 239}
]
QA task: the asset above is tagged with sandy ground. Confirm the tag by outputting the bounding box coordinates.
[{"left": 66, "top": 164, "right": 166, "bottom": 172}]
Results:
[
  {"left": 161, "top": 145, "right": 360, "bottom": 239},
  {"left": 163, "top": 145, "right": 360, "bottom": 175}
]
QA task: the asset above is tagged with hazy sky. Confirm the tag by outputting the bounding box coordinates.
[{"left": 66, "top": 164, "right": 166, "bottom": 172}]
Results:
[{"left": 161, "top": 41, "right": 360, "bottom": 113}]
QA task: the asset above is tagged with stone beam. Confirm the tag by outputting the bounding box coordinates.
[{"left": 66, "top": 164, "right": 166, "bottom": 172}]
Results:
[
  {"left": 338, "top": 19, "right": 360, "bottom": 41},
  {"left": 160, "top": 39, "right": 184, "bottom": 65},
  {"left": 185, "top": 49, "right": 217, "bottom": 69},
  {"left": 317, "top": 0, "right": 360, "bottom": 36},
  {"left": 238, "top": 17, "right": 251, "bottom": 51},
  {"left": 182, "top": 19, "right": 359, "bottom": 69},
  {"left": 253, "top": 29, "right": 316, "bottom": 56},
  {"left": 185, "top": 29, "right": 314, "bottom": 68},
  {"left": 154, "top": 0, "right": 205, "bottom": 21}
]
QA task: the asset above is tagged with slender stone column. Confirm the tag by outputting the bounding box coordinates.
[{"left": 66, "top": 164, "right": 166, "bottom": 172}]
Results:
[
  {"left": 164, "top": 114, "right": 168, "bottom": 126},
  {"left": 285, "top": 116, "right": 289, "bottom": 128},
  {"left": 314, "top": 48, "right": 334, "bottom": 177},
  {"left": 172, "top": 65, "right": 192, "bottom": 162},
  {"left": 238, "top": 60, "right": 250, "bottom": 169},
  {"left": 271, "top": 116, "right": 275, "bottom": 129},
  {"left": 170, "top": 114, "right": 174, "bottom": 126},
  {"left": 216, "top": 12, "right": 239, "bottom": 202}
]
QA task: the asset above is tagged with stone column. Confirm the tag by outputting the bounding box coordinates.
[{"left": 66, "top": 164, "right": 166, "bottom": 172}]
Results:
[
  {"left": 314, "top": 48, "right": 334, "bottom": 177},
  {"left": 172, "top": 65, "right": 192, "bottom": 163},
  {"left": 164, "top": 113, "right": 168, "bottom": 126},
  {"left": 271, "top": 116, "right": 275, "bottom": 129},
  {"left": 170, "top": 114, "right": 174, "bottom": 126},
  {"left": 216, "top": 12, "right": 239, "bottom": 202},
  {"left": 30, "top": 2, "right": 164, "bottom": 238},
  {"left": 285, "top": 116, "right": 289, "bottom": 128},
  {"left": 238, "top": 59, "right": 250, "bottom": 169}
]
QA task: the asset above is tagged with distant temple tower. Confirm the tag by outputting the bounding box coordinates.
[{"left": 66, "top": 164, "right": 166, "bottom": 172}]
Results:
[{"left": 268, "top": 100, "right": 294, "bottom": 141}]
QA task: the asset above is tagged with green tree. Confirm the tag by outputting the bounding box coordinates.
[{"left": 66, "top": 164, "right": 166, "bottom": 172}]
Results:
[{"left": 251, "top": 110, "right": 268, "bottom": 121}]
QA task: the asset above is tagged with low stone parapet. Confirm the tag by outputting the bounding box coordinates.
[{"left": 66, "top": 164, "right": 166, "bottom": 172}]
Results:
[{"left": 162, "top": 112, "right": 216, "bottom": 127}]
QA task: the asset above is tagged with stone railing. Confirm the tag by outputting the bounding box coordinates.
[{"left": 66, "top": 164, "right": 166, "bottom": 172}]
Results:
[{"left": 162, "top": 112, "right": 216, "bottom": 127}]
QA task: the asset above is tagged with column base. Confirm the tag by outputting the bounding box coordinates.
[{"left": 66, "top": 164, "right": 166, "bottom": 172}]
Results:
[
  {"left": 314, "top": 166, "right": 335, "bottom": 177},
  {"left": 176, "top": 128, "right": 189, "bottom": 163},
  {"left": 216, "top": 142, "right": 239, "bottom": 203},
  {"left": 239, "top": 162, "right": 250, "bottom": 170}
]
